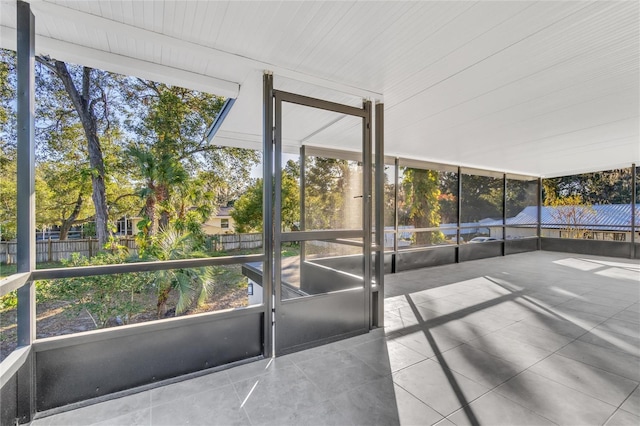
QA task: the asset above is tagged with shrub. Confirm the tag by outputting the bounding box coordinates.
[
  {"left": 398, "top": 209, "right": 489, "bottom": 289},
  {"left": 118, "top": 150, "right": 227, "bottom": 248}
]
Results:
[{"left": 47, "top": 252, "right": 152, "bottom": 328}]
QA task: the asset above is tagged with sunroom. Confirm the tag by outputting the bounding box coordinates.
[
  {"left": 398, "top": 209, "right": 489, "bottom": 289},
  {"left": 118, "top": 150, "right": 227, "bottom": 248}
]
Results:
[{"left": 0, "top": 1, "right": 638, "bottom": 425}]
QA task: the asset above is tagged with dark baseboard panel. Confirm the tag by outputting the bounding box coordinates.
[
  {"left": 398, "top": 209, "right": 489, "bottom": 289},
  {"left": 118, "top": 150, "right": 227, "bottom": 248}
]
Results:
[
  {"left": 396, "top": 246, "right": 457, "bottom": 271},
  {"left": 541, "top": 238, "right": 634, "bottom": 258},
  {"left": 35, "top": 309, "right": 263, "bottom": 411},
  {"left": 276, "top": 289, "right": 368, "bottom": 355},
  {"left": 1, "top": 363, "right": 18, "bottom": 425},
  {"left": 458, "top": 241, "right": 503, "bottom": 262},
  {"left": 505, "top": 238, "right": 538, "bottom": 255}
]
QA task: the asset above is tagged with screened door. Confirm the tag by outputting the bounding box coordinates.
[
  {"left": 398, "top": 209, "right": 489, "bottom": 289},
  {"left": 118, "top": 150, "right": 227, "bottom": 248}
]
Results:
[{"left": 272, "top": 91, "right": 372, "bottom": 354}]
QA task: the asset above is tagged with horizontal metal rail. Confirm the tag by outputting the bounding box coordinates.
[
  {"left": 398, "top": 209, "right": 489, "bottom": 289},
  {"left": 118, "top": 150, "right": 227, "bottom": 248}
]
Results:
[
  {"left": 458, "top": 225, "right": 505, "bottom": 230},
  {"left": 31, "top": 254, "right": 265, "bottom": 281},
  {"left": 540, "top": 223, "right": 633, "bottom": 228},
  {"left": 0, "top": 345, "right": 31, "bottom": 388},
  {"left": 274, "top": 90, "right": 367, "bottom": 118},
  {"left": 398, "top": 226, "right": 476, "bottom": 233},
  {"left": 0, "top": 272, "right": 31, "bottom": 297},
  {"left": 329, "top": 238, "right": 365, "bottom": 248},
  {"left": 280, "top": 230, "right": 363, "bottom": 242},
  {"left": 397, "top": 243, "right": 460, "bottom": 252}
]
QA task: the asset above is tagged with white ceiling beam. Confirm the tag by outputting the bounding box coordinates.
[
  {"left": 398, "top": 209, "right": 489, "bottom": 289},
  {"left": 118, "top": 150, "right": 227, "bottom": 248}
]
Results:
[
  {"left": 27, "top": 0, "right": 383, "bottom": 101},
  {"left": 0, "top": 24, "right": 240, "bottom": 98}
]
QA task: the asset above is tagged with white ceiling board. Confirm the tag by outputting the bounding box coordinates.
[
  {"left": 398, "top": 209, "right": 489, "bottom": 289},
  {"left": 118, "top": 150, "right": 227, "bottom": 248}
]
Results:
[
  {"left": 1, "top": 0, "right": 637, "bottom": 177},
  {"left": 392, "top": 67, "right": 638, "bottom": 147}
]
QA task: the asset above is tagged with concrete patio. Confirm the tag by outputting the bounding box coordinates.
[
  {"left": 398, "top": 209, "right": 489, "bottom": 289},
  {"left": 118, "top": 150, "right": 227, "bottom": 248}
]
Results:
[{"left": 32, "top": 251, "right": 639, "bottom": 426}]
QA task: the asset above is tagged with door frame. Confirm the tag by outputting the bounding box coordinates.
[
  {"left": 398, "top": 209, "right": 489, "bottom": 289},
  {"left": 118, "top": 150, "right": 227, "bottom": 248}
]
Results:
[{"left": 270, "top": 88, "right": 372, "bottom": 355}]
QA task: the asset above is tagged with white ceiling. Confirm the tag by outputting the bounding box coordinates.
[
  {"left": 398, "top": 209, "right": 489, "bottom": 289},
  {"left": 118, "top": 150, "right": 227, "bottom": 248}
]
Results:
[{"left": 1, "top": 0, "right": 638, "bottom": 177}]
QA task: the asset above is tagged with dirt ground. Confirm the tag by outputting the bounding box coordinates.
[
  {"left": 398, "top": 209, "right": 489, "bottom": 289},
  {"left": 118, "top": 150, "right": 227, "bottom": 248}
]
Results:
[{"left": 0, "top": 285, "right": 248, "bottom": 363}]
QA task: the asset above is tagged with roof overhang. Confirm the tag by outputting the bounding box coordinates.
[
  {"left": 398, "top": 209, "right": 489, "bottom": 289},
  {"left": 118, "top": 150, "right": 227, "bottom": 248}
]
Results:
[{"left": 1, "top": 0, "right": 637, "bottom": 177}]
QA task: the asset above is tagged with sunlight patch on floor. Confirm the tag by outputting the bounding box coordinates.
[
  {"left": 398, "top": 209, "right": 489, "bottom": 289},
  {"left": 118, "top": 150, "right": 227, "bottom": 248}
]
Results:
[{"left": 553, "top": 258, "right": 603, "bottom": 271}]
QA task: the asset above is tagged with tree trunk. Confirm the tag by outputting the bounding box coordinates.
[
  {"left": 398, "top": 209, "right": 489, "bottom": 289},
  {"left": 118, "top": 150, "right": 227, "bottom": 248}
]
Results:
[
  {"left": 50, "top": 61, "right": 110, "bottom": 247},
  {"left": 144, "top": 187, "right": 157, "bottom": 236},
  {"left": 157, "top": 184, "right": 170, "bottom": 231},
  {"left": 156, "top": 287, "right": 171, "bottom": 318},
  {"left": 59, "top": 193, "right": 83, "bottom": 240}
]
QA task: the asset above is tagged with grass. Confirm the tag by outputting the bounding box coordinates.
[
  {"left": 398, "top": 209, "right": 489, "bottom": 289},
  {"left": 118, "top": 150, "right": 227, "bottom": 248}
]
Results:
[
  {"left": 208, "top": 247, "right": 263, "bottom": 257},
  {"left": 0, "top": 262, "right": 65, "bottom": 279},
  {"left": 281, "top": 244, "right": 301, "bottom": 257}
]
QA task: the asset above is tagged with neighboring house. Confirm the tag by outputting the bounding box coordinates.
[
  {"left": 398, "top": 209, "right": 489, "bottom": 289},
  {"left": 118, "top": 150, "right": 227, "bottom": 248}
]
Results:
[
  {"left": 202, "top": 206, "right": 236, "bottom": 235},
  {"left": 114, "top": 209, "right": 236, "bottom": 237},
  {"left": 486, "top": 204, "right": 640, "bottom": 241},
  {"left": 114, "top": 216, "right": 143, "bottom": 236}
]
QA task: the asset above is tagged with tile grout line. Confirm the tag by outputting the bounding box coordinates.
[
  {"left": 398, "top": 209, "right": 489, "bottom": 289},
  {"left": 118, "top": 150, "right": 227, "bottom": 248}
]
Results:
[
  {"left": 599, "top": 383, "right": 640, "bottom": 426},
  {"left": 228, "top": 369, "right": 254, "bottom": 426},
  {"left": 478, "top": 303, "right": 634, "bottom": 420},
  {"left": 404, "top": 286, "right": 621, "bottom": 424}
]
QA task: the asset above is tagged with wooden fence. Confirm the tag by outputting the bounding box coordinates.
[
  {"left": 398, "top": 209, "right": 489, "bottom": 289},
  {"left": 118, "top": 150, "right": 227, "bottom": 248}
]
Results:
[
  {"left": 0, "top": 234, "right": 262, "bottom": 264},
  {"left": 0, "top": 238, "right": 137, "bottom": 264},
  {"left": 207, "top": 233, "right": 262, "bottom": 252}
]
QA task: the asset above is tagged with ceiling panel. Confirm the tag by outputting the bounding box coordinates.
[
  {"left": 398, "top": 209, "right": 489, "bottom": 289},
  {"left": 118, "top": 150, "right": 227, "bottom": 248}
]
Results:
[{"left": 0, "top": 0, "right": 636, "bottom": 177}]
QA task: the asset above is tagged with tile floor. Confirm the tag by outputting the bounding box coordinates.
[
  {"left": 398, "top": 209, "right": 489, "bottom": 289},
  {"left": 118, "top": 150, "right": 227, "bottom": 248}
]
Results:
[{"left": 32, "top": 251, "right": 640, "bottom": 425}]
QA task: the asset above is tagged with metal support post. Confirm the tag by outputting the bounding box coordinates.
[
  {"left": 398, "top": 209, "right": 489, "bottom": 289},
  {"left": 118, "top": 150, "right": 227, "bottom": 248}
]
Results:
[
  {"left": 262, "top": 73, "right": 274, "bottom": 357},
  {"left": 374, "top": 103, "right": 384, "bottom": 327},
  {"left": 300, "top": 146, "right": 306, "bottom": 262},
  {"left": 273, "top": 89, "right": 283, "bottom": 354},
  {"left": 456, "top": 167, "right": 462, "bottom": 261},
  {"left": 16, "top": 0, "right": 36, "bottom": 340},
  {"left": 502, "top": 174, "right": 507, "bottom": 256},
  {"left": 362, "top": 100, "right": 373, "bottom": 329},
  {"left": 631, "top": 164, "right": 636, "bottom": 258},
  {"left": 393, "top": 157, "right": 399, "bottom": 271},
  {"left": 537, "top": 177, "right": 543, "bottom": 250},
  {"left": 15, "top": 2, "right": 36, "bottom": 422}
]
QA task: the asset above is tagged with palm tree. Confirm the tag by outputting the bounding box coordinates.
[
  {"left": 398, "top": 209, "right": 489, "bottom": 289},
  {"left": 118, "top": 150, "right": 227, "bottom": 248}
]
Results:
[
  {"left": 127, "top": 146, "right": 188, "bottom": 236},
  {"left": 144, "top": 226, "right": 215, "bottom": 317}
]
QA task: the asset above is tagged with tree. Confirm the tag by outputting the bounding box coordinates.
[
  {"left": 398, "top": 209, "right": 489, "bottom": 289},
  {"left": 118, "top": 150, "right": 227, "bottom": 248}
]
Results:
[
  {"left": 0, "top": 157, "right": 16, "bottom": 240},
  {"left": 0, "top": 49, "right": 140, "bottom": 242},
  {"left": 305, "top": 157, "right": 358, "bottom": 230},
  {"left": 458, "top": 174, "right": 503, "bottom": 222},
  {"left": 231, "top": 179, "right": 263, "bottom": 233},
  {"left": 400, "top": 168, "right": 444, "bottom": 245},
  {"left": 35, "top": 57, "right": 121, "bottom": 246},
  {"left": 127, "top": 146, "right": 188, "bottom": 236},
  {"left": 543, "top": 168, "right": 633, "bottom": 205},
  {"left": 506, "top": 179, "right": 538, "bottom": 217},
  {"left": 36, "top": 159, "right": 92, "bottom": 239},
  {"left": 140, "top": 226, "right": 215, "bottom": 317},
  {"left": 232, "top": 160, "right": 300, "bottom": 233},
  {"left": 123, "top": 80, "right": 259, "bottom": 235},
  {"left": 547, "top": 195, "right": 595, "bottom": 239},
  {"left": 0, "top": 50, "right": 16, "bottom": 240},
  {"left": 383, "top": 166, "right": 396, "bottom": 228}
]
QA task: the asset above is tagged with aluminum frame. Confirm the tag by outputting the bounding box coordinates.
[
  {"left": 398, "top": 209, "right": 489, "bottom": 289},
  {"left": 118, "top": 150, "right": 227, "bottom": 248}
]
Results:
[
  {"left": 373, "top": 102, "right": 385, "bottom": 327},
  {"left": 632, "top": 163, "right": 637, "bottom": 258},
  {"left": 16, "top": 0, "right": 36, "bottom": 349},
  {"left": 271, "top": 88, "right": 373, "bottom": 354},
  {"left": 14, "top": 3, "right": 36, "bottom": 422},
  {"left": 262, "top": 72, "right": 274, "bottom": 358}
]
